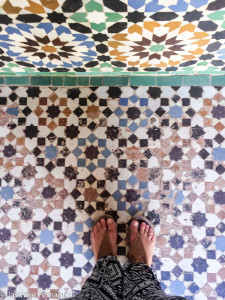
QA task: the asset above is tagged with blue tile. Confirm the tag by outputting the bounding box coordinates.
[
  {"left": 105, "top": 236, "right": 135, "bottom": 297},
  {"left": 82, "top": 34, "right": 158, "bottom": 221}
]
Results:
[
  {"left": 140, "top": 98, "right": 148, "bottom": 106},
  {"left": 128, "top": 175, "right": 138, "bottom": 186},
  {"left": 45, "top": 145, "right": 58, "bottom": 159},
  {"left": 113, "top": 190, "right": 123, "bottom": 201},
  {"left": 214, "top": 236, "right": 225, "bottom": 252},
  {"left": 161, "top": 271, "right": 170, "bottom": 280},
  {"left": 170, "top": 280, "right": 186, "bottom": 296},
  {"left": 101, "top": 148, "right": 111, "bottom": 158},
  {"left": 119, "top": 98, "right": 128, "bottom": 106},
  {"left": 129, "top": 122, "right": 138, "bottom": 132},
  {"left": 143, "top": 190, "right": 150, "bottom": 199},
  {"left": 74, "top": 245, "right": 82, "bottom": 254},
  {"left": 140, "top": 119, "right": 148, "bottom": 127},
  {"left": 73, "top": 147, "right": 82, "bottom": 157},
  {"left": 118, "top": 180, "right": 126, "bottom": 189},
  {"left": 139, "top": 182, "right": 148, "bottom": 189},
  {"left": 206, "top": 227, "right": 215, "bottom": 236},
  {"left": 216, "top": 282, "right": 225, "bottom": 298},
  {"left": 114, "top": 107, "right": 124, "bottom": 116},
  {"left": 0, "top": 186, "right": 14, "bottom": 201},
  {"left": 98, "top": 139, "right": 106, "bottom": 147},
  {"left": 87, "top": 162, "right": 97, "bottom": 172},
  {"left": 75, "top": 223, "right": 83, "bottom": 232},
  {"left": 87, "top": 133, "right": 97, "bottom": 143},
  {"left": 119, "top": 119, "right": 127, "bottom": 127},
  {"left": 78, "top": 138, "right": 86, "bottom": 146},
  {"left": 130, "top": 95, "right": 139, "bottom": 103},
  {"left": 207, "top": 250, "right": 216, "bottom": 259},
  {"left": 6, "top": 107, "right": 19, "bottom": 116},
  {"left": 144, "top": 109, "right": 153, "bottom": 117},
  {"left": 160, "top": 281, "right": 167, "bottom": 291},
  {"left": 73, "top": 267, "right": 82, "bottom": 276},
  {"left": 189, "top": 283, "right": 199, "bottom": 294},
  {"left": 98, "top": 159, "right": 106, "bottom": 167},
  {"left": 184, "top": 272, "right": 193, "bottom": 281},
  {"left": 128, "top": 206, "right": 138, "bottom": 216},
  {"left": 0, "top": 272, "right": 9, "bottom": 288},
  {"left": 40, "top": 229, "right": 54, "bottom": 245},
  {"left": 77, "top": 159, "right": 86, "bottom": 167},
  {"left": 85, "top": 218, "right": 94, "bottom": 228},
  {"left": 117, "top": 202, "right": 126, "bottom": 210},
  {"left": 69, "top": 232, "right": 80, "bottom": 243},
  {"left": 84, "top": 249, "right": 94, "bottom": 260}
]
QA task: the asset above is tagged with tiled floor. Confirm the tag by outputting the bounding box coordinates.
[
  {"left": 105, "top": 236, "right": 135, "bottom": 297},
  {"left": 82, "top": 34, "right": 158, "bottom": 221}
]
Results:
[{"left": 0, "top": 85, "right": 225, "bottom": 300}]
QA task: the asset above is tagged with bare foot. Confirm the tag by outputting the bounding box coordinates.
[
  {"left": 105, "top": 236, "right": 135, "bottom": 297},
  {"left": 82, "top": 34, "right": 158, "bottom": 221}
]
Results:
[
  {"left": 91, "top": 218, "right": 117, "bottom": 261},
  {"left": 130, "top": 220, "right": 156, "bottom": 267}
]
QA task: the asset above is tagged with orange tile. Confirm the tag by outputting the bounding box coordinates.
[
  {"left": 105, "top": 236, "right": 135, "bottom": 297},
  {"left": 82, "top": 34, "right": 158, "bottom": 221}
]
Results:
[
  {"left": 179, "top": 23, "right": 195, "bottom": 33},
  {"left": 111, "top": 34, "right": 128, "bottom": 41},
  {"left": 164, "top": 21, "right": 181, "bottom": 32},
  {"left": 144, "top": 21, "right": 160, "bottom": 33},
  {"left": 128, "top": 24, "right": 143, "bottom": 34},
  {"left": 25, "top": 0, "right": 45, "bottom": 13},
  {"left": 189, "top": 48, "right": 204, "bottom": 55}
]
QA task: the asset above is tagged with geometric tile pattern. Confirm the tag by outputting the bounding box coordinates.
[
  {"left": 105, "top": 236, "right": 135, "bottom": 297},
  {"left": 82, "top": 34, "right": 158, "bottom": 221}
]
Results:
[
  {"left": 0, "top": 0, "right": 225, "bottom": 74},
  {"left": 0, "top": 85, "right": 225, "bottom": 299}
]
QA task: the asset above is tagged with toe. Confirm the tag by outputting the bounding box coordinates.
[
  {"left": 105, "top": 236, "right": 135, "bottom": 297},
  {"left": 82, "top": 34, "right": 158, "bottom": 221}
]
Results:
[
  {"left": 107, "top": 218, "right": 115, "bottom": 232},
  {"left": 130, "top": 220, "right": 139, "bottom": 233},
  {"left": 148, "top": 227, "right": 153, "bottom": 237},
  {"left": 100, "top": 218, "right": 106, "bottom": 230},
  {"left": 145, "top": 225, "right": 149, "bottom": 235},
  {"left": 140, "top": 222, "right": 146, "bottom": 234},
  {"left": 95, "top": 226, "right": 99, "bottom": 233},
  {"left": 97, "top": 222, "right": 102, "bottom": 231}
]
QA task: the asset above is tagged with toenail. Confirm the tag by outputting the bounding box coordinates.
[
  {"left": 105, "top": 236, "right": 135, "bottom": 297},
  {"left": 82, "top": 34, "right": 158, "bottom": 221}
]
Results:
[{"left": 108, "top": 219, "right": 112, "bottom": 224}]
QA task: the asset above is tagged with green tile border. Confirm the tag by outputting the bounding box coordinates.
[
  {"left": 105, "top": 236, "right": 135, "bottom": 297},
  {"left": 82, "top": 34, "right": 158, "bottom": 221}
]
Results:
[
  {"left": 0, "top": 77, "right": 4, "bottom": 85},
  {"left": 5, "top": 76, "right": 29, "bottom": 85},
  {"left": 130, "top": 76, "right": 155, "bottom": 86},
  {"left": 64, "top": 77, "right": 77, "bottom": 86},
  {"left": 157, "top": 76, "right": 182, "bottom": 86},
  {"left": 30, "top": 76, "right": 51, "bottom": 86},
  {"left": 183, "top": 75, "right": 210, "bottom": 85},
  {"left": 52, "top": 77, "right": 64, "bottom": 86},
  {"left": 211, "top": 75, "right": 225, "bottom": 85},
  {"left": 1, "top": 75, "right": 225, "bottom": 86},
  {"left": 103, "top": 76, "right": 129, "bottom": 86}
]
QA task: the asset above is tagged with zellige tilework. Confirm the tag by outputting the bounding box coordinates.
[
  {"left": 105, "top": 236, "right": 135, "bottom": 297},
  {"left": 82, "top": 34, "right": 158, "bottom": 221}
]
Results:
[
  {"left": 0, "top": 85, "right": 225, "bottom": 299},
  {"left": 0, "top": 0, "right": 225, "bottom": 74}
]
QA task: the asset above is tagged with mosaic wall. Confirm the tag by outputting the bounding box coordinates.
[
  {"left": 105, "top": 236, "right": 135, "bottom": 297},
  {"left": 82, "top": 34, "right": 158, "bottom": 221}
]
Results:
[
  {"left": 0, "top": 85, "right": 225, "bottom": 299},
  {"left": 0, "top": 0, "right": 225, "bottom": 74}
]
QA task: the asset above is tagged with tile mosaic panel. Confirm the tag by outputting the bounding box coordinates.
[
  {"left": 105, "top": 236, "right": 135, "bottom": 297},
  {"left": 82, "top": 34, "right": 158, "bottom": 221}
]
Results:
[
  {"left": 0, "top": 85, "right": 225, "bottom": 299},
  {"left": 0, "top": 0, "right": 225, "bottom": 74}
]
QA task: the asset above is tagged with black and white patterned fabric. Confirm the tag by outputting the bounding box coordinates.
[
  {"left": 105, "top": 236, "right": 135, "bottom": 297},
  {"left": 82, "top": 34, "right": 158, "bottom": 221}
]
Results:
[{"left": 68, "top": 256, "right": 186, "bottom": 300}]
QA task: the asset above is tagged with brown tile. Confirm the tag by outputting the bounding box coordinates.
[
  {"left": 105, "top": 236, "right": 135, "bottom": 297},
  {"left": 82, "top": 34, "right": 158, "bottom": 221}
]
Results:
[
  {"left": 218, "top": 267, "right": 225, "bottom": 280},
  {"left": 52, "top": 266, "right": 60, "bottom": 276},
  {"left": 59, "top": 98, "right": 67, "bottom": 106},
  {"left": 17, "top": 137, "right": 25, "bottom": 145},
  {"left": 59, "top": 118, "right": 67, "bottom": 126},
  {"left": 39, "top": 97, "right": 47, "bottom": 105},
  {"left": 30, "top": 266, "right": 39, "bottom": 275},
  {"left": 207, "top": 273, "right": 217, "bottom": 282},
  {"left": 54, "top": 277, "right": 65, "bottom": 288},
  {"left": 204, "top": 98, "right": 212, "bottom": 106},
  {"left": 39, "top": 118, "right": 46, "bottom": 126}
]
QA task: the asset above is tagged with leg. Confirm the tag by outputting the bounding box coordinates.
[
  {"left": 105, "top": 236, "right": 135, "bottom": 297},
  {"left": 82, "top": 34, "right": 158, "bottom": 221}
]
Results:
[
  {"left": 123, "top": 219, "right": 186, "bottom": 300},
  {"left": 69, "top": 216, "right": 122, "bottom": 300},
  {"left": 71, "top": 255, "right": 124, "bottom": 300}
]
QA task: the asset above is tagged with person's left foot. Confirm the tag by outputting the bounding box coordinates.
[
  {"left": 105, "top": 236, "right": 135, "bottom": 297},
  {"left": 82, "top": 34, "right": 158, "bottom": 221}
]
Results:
[{"left": 91, "top": 217, "right": 117, "bottom": 261}]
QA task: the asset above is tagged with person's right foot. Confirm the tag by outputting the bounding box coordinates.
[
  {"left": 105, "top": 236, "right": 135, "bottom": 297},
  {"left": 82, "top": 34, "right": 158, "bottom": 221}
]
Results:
[{"left": 129, "top": 220, "right": 156, "bottom": 267}]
